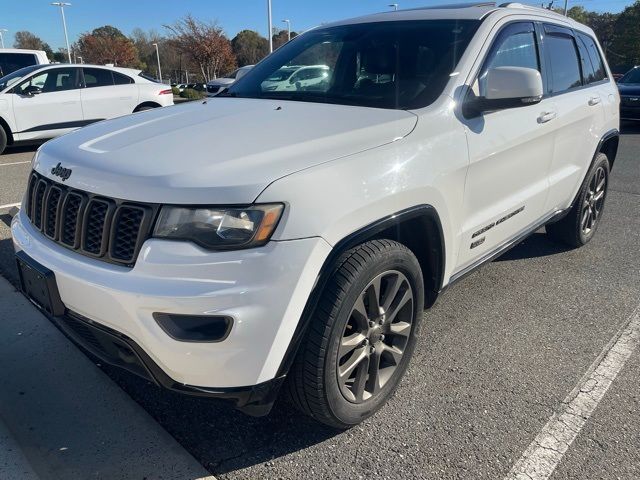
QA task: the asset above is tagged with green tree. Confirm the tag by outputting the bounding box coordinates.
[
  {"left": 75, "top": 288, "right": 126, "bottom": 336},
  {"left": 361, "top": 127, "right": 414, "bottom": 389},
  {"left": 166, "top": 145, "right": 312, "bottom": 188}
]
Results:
[
  {"left": 13, "top": 31, "right": 54, "bottom": 60},
  {"left": 272, "top": 29, "right": 298, "bottom": 50},
  {"left": 231, "top": 30, "right": 269, "bottom": 67},
  {"left": 610, "top": 0, "right": 640, "bottom": 68}
]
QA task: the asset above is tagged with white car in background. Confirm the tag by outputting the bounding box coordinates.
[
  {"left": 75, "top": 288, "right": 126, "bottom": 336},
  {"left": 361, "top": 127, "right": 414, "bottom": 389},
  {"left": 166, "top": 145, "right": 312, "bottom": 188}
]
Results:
[
  {"left": 206, "top": 65, "right": 254, "bottom": 97},
  {"left": 0, "top": 48, "right": 50, "bottom": 77},
  {"left": 261, "top": 65, "right": 330, "bottom": 91},
  {"left": 0, "top": 63, "right": 173, "bottom": 154}
]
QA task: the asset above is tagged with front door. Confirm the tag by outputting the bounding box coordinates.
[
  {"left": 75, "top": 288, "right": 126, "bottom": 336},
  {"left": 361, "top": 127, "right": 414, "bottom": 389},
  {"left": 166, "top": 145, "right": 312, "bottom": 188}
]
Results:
[
  {"left": 12, "top": 67, "right": 84, "bottom": 140},
  {"left": 457, "top": 21, "right": 555, "bottom": 271}
]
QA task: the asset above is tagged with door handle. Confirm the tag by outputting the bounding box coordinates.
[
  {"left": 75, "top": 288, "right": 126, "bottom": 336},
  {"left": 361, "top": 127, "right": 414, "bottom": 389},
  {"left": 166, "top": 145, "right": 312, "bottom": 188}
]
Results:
[
  {"left": 588, "top": 96, "right": 601, "bottom": 106},
  {"left": 537, "top": 111, "right": 557, "bottom": 124}
]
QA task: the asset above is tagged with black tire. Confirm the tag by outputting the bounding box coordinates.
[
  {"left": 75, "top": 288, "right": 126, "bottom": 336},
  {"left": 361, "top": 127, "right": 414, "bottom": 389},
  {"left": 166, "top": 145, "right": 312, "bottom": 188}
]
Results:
[
  {"left": 0, "top": 126, "right": 7, "bottom": 155},
  {"left": 546, "top": 152, "right": 610, "bottom": 247},
  {"left": 133, "top": 105, "right": 157, "bottom": 113},
  {"left": 286, "top": 239, "right": 424, "bottom": 429}
]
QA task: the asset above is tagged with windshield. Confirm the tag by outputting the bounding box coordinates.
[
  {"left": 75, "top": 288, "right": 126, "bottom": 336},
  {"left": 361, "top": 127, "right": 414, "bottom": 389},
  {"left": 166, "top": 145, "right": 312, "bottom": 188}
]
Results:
[
  {"left": 0, "top": 64, "right": 43, "bottom": 91},
  {"left": 226, "top": 20, "right": 480, "bottom": 109},
  {"left": 619, "top": 68, "right": 640, "bottom": 84}
]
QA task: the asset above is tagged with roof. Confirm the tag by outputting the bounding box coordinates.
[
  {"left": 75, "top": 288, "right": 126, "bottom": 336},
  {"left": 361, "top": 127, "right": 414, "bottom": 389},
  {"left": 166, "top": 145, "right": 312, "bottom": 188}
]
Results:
[
  {"left": 324, "top": 2, "right": 580, "bottom": 27},
  {"left": 0, "top": 48, "right": 48, "bottom": 55},
  {"left": 30, "top": 63, "right": 142, "bottom": 75}
]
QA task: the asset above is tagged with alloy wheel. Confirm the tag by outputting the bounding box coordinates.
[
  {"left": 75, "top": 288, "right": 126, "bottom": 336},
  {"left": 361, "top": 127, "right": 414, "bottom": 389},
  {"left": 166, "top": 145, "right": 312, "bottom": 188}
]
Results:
[
  {"left": 337, "top": 270, "right": 414, "bottom": 403},
  {"left": 581, "top": 165, "right": 607, "bottom": 235}
]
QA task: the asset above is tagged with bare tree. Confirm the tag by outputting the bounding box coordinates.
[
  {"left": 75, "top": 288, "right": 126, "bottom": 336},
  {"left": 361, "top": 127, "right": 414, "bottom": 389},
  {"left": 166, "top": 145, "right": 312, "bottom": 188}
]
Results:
[{"left": 165, "top": 15, "right": 235, "bottom": 81}]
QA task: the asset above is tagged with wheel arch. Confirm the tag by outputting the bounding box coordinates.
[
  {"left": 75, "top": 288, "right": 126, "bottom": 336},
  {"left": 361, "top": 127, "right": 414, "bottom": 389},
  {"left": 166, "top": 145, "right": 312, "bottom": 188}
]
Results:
[
  {"left": 275, "top": 205, "right": 446, "bottom": 379},
  {"left": 0, "top": 116, "right": 14, "bottom": 145},
  {"left": 597, "top": 129, "right": 619, "bottom": 169},
  {"left": 133, "top": 101, "right": 162, "bottom": 112}
]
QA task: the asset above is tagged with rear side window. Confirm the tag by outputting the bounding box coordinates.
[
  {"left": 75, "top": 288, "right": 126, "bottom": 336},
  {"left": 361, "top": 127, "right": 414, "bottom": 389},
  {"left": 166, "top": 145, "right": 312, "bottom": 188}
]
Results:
[
  {"left": 577, "top": 33, "right": 607, "bottom": 83},
  {"left": 83, "top": 68, "right": 114, "bottom": 88},
  {"left": 478, "top": 22, "right": 539, "bottom": 97},
  {"left": 113, "top": 71, "right": 134, "bottom": 85},
  {"left": 544, "top": 27, "right": 582, "bottom": 94}
]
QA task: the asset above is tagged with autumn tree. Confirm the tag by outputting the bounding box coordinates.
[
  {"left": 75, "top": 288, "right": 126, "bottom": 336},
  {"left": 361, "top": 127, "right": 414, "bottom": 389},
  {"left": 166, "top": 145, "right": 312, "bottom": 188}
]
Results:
[
  {"left": 231, "top": 30, "right": 269, "bottom": 66},
  {"left": 77, "top": 25, "right": 139, "bottom": 67},
  {"left": 165, "top": 15, "right": 235, "bottom": 81},
  {"left": 13, "top": 31, "right": 54, "bottom": 60}
]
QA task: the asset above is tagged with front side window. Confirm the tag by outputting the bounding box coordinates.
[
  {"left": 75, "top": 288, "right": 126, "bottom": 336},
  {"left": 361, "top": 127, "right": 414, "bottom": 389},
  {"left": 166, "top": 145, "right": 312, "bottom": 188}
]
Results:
[
  {"left": 477, "top": 22, "right": 539, "bottom": 96},
  {"left": 544, "top": 27, "right": 582, "bottom": 94},
  {"left": 227, "top": 20, "right": 480, "bottom": 109},
  {"left": 14, "top": 68, "right": 79, "bottom": 95}
]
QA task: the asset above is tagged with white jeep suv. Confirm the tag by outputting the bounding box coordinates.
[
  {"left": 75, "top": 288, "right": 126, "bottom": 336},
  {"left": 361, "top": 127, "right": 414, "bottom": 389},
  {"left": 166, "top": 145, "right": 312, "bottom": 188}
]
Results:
[{"left": 12, "top": 3, "right": 619, "bottom": 428}]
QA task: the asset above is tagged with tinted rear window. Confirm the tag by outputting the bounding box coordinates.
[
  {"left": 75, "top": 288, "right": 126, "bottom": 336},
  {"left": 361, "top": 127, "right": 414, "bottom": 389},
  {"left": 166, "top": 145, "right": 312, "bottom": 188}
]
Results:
[
  {"left": 577, "top": 33, "right": 607, "bottom": 83},
  {"left": 0, "top": 52, "right": 38, "bottom": 77}
]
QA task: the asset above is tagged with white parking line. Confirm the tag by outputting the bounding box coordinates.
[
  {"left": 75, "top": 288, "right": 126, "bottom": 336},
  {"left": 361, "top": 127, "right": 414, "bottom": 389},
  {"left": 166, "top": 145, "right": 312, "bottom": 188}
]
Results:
[
  {"left": 0, "top": 160, "right": 31, "bottom": 167},
  {"left": 505, "top": 306, "right": 640, "bottom": 480},
  {"left": 0, "top": 202, "right": 21, "bottom": 210}
]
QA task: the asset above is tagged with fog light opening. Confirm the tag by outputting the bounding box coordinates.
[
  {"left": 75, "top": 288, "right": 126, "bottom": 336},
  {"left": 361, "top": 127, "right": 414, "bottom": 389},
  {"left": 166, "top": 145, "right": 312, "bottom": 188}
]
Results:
[{"left": 153, "top": 313, "right": 233, "bottom": 343}]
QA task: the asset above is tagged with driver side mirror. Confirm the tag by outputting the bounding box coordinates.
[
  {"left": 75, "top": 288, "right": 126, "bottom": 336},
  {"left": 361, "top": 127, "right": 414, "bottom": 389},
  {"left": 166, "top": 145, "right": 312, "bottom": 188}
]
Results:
[
  {"left": 22, "top": 85, "right": 42, "bottom": 97},
  {"left": 463, "top": 66, "right": 543, "bottom": 118}
]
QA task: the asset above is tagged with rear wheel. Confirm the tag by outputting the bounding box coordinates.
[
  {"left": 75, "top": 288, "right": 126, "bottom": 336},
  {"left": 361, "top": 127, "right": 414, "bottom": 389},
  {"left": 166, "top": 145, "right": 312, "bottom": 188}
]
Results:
[
  {"left": 546, "top": 152, "right": 610, "bottom": 247},
  {"left": 287, "top": 239, "right": 424, "bottom": 429}
]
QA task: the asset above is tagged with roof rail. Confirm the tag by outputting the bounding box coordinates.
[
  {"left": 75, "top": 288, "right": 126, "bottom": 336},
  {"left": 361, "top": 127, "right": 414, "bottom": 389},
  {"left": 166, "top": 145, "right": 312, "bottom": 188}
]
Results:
[
  {"left": 498, "top": 2, "right": 573, "bottom": 19},
  {"left": 405, "top": 2, "right": 496, "bottom": 11}
]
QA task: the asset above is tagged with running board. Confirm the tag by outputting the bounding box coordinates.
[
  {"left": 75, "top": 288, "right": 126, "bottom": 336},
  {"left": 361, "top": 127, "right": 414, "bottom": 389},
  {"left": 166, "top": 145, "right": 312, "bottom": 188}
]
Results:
[{"left": 447, "top": 209, "right": 566, "bottom": 286}]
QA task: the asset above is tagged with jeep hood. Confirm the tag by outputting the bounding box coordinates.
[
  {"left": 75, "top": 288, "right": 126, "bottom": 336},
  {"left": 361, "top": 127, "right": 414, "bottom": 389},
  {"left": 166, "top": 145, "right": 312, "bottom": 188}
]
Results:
[{"left": 34, "top": 98, "right": 417, "bottom": 204}]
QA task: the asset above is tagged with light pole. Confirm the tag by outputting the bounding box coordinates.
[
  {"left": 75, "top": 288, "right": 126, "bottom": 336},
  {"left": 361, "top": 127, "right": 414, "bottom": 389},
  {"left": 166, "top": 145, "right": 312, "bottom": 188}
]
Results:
[
  {"left": 152, "top": 43, "right": 162, "bottom": 83},
  {"left": 563, "top": 0, "right": 568, "bottom": 15},
  {"left": 282, "top": 19, "right": 291, "bottom": 42},
  {"left": 389, "top": 3, "right": 399, "bottom": 11},
  {"left": 267, "top": 0, "right": 273, "bottom": 53},
  {"left": 51, "top": 2, "right": 72, "bottom": 63},
  {"left": 0, "top": 29, "right": 7, "bottom": 49}
]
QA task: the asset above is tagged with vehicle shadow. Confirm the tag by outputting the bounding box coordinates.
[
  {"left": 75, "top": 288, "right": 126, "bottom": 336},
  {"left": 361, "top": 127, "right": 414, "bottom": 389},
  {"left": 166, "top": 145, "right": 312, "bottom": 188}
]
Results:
[
  {"left": 98, "top": 367, "right": 340, "bottom": 475},
  {"left": 0, "top": 237, "right": 19, "bottom": 287},
  {"left": 494, "top": 231, "right": 572, "bottom": 262},
  {"left": 4, "top": 142, "right": 43, "bottom": 155},
  {"left": 620, "top": 120, "right": 640, "bottom": 135}
]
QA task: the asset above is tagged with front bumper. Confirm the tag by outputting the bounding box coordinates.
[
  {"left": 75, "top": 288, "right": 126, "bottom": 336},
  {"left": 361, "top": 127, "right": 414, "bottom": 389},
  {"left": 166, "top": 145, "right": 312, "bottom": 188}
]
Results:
[{"left": 12, "top": 208, "right": 331, "bottom": 391}]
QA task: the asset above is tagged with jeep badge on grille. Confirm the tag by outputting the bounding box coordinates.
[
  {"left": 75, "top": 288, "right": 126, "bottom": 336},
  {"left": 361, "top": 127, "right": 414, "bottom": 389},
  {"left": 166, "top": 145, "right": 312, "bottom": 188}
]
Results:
[{"left": 50, "top": 163, "right": 73, "bottom": 182}]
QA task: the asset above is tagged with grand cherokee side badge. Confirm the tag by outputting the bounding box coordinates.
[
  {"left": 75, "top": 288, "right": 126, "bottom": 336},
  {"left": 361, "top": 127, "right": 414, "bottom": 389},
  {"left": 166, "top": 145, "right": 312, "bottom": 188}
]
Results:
[{"left": 50, "top": 162, "right": 72, "bottom": 181}]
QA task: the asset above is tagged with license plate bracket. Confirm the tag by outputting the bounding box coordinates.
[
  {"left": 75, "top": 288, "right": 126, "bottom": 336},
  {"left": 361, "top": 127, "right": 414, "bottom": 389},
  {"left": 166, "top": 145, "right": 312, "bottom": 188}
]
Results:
[{"left": 16, "top": 251, "right": 65, "bottom": 317}]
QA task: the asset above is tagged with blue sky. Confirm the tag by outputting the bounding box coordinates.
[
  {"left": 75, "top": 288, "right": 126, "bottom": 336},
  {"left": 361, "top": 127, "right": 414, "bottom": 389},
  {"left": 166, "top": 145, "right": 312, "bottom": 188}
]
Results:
[{"left": 2, "top": 0, "right": 635, "bottom": 51}]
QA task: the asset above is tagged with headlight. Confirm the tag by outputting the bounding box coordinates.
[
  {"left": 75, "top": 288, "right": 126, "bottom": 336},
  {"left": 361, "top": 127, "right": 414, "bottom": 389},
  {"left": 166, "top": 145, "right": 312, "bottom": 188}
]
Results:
[{"left": 153, "top": 204, "right": 284, "bottom": 249}]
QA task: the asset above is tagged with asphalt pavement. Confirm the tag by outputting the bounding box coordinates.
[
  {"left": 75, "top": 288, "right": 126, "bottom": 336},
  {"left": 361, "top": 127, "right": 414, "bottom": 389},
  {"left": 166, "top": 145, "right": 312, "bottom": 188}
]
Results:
[{"left": 0, "top": 124, "right": 638, "bottom": 479}]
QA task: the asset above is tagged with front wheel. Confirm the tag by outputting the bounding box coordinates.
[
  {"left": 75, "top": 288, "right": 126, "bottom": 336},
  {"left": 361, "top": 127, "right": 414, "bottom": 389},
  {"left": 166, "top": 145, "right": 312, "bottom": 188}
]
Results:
[
  {"left": 546, "top": 152, "right": 610, "bottom": 247},
  {"left": 0, "top": 126, "right": 7, "bottom": 155},
  {"left": 287, "top": 239, "right": 424, "bottom": 429}
]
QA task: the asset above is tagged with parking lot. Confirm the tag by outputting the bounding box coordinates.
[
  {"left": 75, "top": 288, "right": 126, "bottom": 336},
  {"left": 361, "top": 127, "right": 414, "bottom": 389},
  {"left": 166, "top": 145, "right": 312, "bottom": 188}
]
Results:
[{"left": 0, "top": 125, "right": 638, "bottom": 479}]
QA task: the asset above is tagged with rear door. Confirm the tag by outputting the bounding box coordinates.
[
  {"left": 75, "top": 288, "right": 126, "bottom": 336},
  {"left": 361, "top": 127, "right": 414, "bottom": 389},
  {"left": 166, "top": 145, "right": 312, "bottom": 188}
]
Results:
[
  {"left": 11, "top": 67, "right": 84, "bottom": 139},
  {"left": 541, "top": 24, "right": 606, "bottom": 211},
  {"left": 80, "top": 67, "right": 138, "bottom": 121},
  {"left": 457, "top": 21, "right": 555, "bottom": 270}
]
